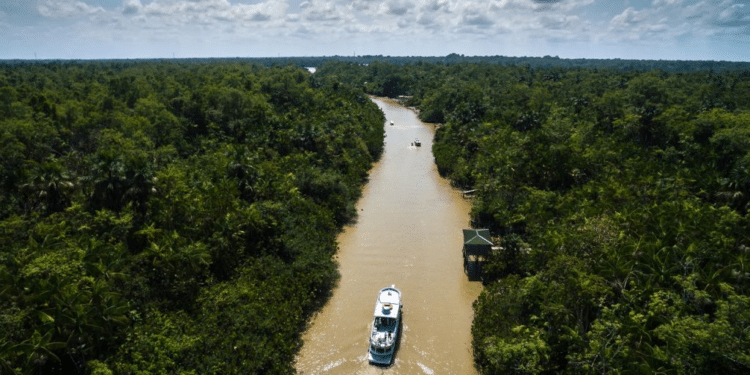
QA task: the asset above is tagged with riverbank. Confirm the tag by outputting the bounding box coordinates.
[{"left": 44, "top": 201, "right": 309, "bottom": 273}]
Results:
[{"left": 295, "top": 97, "right": 482, "bottom": 374}]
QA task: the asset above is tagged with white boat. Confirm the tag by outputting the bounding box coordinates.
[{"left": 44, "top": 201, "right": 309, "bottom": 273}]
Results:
[
  {"left": 390, "top": 121, "right": 394, "bottom": 126},
  {"left": 414, "top": 139, "right": 421, "bottom": 147},
  {"left": 368, "top": 285, "right": 402, "bottom": 365}
]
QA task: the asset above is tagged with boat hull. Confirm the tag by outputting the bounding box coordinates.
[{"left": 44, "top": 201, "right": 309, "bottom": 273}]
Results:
[{"left": 368, "top": 351, "right": 395, "bottom": 365}]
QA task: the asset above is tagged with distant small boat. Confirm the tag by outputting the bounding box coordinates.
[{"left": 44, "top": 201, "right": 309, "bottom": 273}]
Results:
[
  {"left": 414, "top": 139, "right": 421, "bottom": 147},
  {"left": 368, "top": 285, "right": 402, "bottom": 365},
  {"left": 390, "top": 121, "right": 394, "bottom": 126}
]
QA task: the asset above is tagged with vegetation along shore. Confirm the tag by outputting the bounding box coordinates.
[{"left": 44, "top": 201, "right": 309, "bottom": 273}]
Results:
[
  {"left": 2, "top": 56, "right": 750, "bottom": 374},
  {"left": 315, "top": 60, "right": 750, "bottom": 374},
  {"left": 0, "top": 60, "right": 384, "bottom": 374}
]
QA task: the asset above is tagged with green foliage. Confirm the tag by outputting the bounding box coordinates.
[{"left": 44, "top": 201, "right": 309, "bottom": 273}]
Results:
[
  {"left": 652, "top": 286, "right": 750, "bottom": 374},
  {"left": 315, "top": 62, "right": 750, "bottom": 373},
  {"left": 479, "top": 326, "right": 549, "bottom": 375},
  {"left": 0, "top": 61, "right": 384, "bottom": 374}
]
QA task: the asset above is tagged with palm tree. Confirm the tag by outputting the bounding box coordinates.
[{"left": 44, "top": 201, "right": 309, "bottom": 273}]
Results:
[
  {"left": 87, "top": 147, "right": 126, "bottom": 212},
  {"left": 20, "top": 158, "right": 75, "bottom": 215}
]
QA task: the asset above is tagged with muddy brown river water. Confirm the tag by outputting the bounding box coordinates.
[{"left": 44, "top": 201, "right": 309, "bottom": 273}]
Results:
[{"left": 294, "top": 98, "right": 482, "bottom": 374}]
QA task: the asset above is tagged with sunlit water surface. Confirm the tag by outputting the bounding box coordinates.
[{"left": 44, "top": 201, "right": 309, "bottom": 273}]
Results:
[{"left": 294, "top": 98, "right": 482, "bottom": 374}]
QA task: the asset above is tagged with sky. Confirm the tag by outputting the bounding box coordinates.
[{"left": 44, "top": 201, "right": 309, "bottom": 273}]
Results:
[{"left": 0, "top": 0, "right": 748, "bottom": 61}]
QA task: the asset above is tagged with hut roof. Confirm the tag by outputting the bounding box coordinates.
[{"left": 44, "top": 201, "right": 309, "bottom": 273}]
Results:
[{"left": 463, "top": 229, "right": 493, "bottom": 246}]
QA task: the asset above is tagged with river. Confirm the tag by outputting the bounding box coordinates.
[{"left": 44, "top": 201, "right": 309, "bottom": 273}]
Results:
[{"left": 294, "top": 98, "right": 482, "bottom": 374}]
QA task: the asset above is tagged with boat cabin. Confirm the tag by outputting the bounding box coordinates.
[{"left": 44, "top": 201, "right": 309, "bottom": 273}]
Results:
[
  {"left": 374, "top": 289, "right": 400, "bottom": 320},
  {"left": 369, "top": 286, "right": 402, "bottom": 364}
]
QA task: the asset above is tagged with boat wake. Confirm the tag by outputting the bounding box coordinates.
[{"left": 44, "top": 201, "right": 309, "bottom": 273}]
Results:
[{"left": 417, "top": 362, "right": 435, "bottom": 374}]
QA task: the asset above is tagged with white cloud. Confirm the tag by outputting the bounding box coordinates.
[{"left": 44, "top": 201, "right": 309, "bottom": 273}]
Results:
[
  {"left": 490, "top": 0, "right": 537, "bottom": 12},
  {"left": 420, "top": 0, "right": 450, "bottom": 13},
  {"left": 123, "top": 0, "right": 143, "bottom": 15},
  {"left": 488, "top": 0, "right": 594, "bottom": 12},
  {"left": 383, "top": 1, "right": 412, "bottom": 16},
  {"left": 413, "top": 0, "right": 454, "bottom": 30},
  {"left": 132, "top": 0, "right": 287, "bottom": 23},
  {"left": 715, "top": 1, "right": 750, "bottom": 26},
  {"left": 37, "top": 0, "right": 106, "bottom": 18},
  {"left": 652, "top": 0, "right": 683, "bottom": 7},
  {"left": 1, "top": 0, "right": 747, "bottom": 59},
  {"left": 301, "top": 0, "right": 345, "bottom": 21},
  {"left": 461, "top": 4, "right": 493, "bottom": 27},
  {"left": 607, "top": 0, "right": 750, "bottom": 43},
  {"left": 416, "top": 12, "right": 434, "bottom": 25},
  {"left": 554, "top": 0, "right": 596, "bottom": 12},
  {"left": 350, "top": 0, "right": 374, "bottom": 12},
  {"left": 610, "top": 6, "right": 645, "bottom": 28}
]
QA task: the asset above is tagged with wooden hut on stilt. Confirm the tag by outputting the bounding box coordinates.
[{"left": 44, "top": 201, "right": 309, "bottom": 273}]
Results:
[{"left": 462, "top": 228, "right": 494, "bottom": 281}]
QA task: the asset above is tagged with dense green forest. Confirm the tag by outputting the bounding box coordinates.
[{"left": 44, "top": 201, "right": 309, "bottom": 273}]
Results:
[
  {"left": 315, "top": 61, "right": 750, "bottom": 374},
  {"left": 8, "top": 54, "right": 750, "bottom": 73},
  {"left": 0, "top": 61, "right": 384, "bottom": 374}
]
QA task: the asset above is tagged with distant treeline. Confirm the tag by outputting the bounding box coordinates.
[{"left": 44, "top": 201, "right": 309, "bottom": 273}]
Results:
[
  {"left": 3, "top": 53, "right": 750, "bottom": 72},
  {"left": 315, "top": 61, "right": 750, "bottom": 373},
  {"left": 0, "top": 61, "right": 384, "bottom": 374}
]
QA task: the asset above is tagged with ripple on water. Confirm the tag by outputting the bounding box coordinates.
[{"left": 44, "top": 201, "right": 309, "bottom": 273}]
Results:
[
  {"left": 321, "top": 359, "right": 344, "bottom": 372},
  {"left": 417, "top": 362, "right": 435, "bottom": 374}
]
